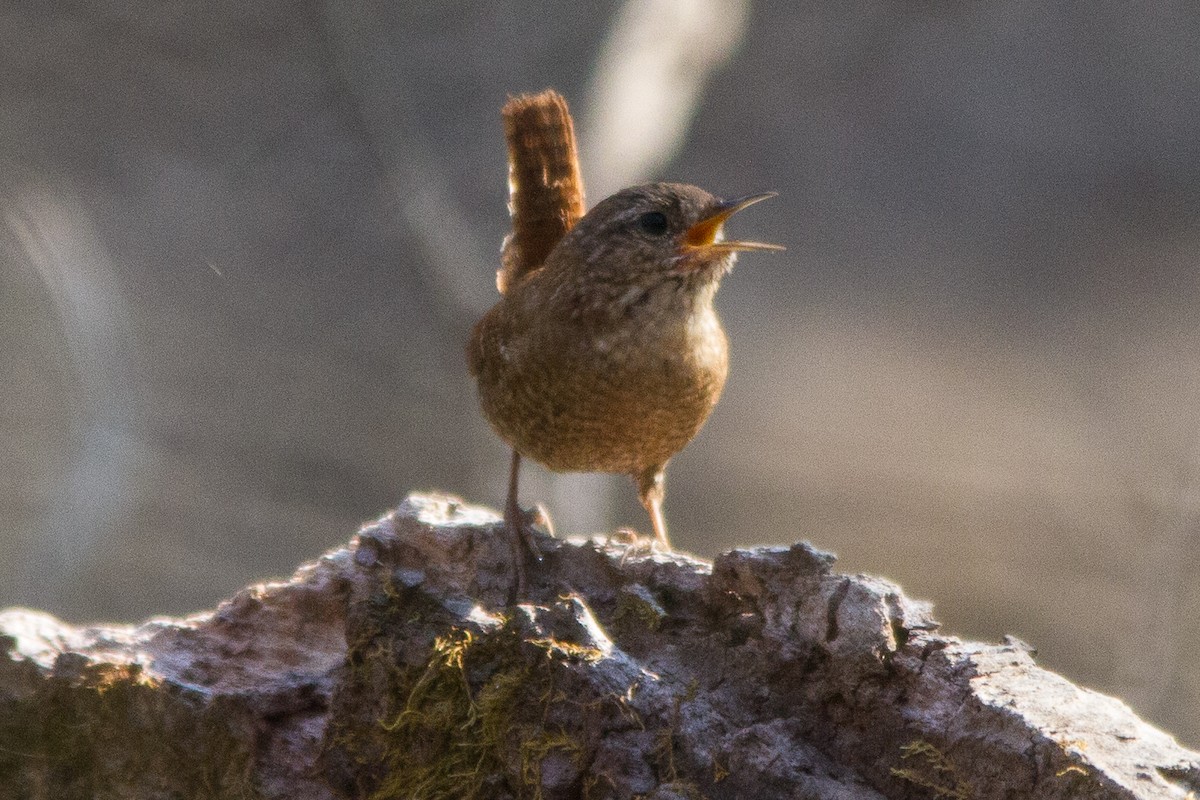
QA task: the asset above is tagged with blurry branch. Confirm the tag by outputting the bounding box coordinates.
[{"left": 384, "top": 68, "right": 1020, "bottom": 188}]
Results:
[
  {"left": 581, "top": 0, "right": 752, "bottom": 197},
  {"left": 314, "top": 5, "right": 495, "bottom": 328},
  {"left": 1126, "top": 431, "right": 1200, "bottom": 717},
  {"left": 3, "top": 186, "right": 139, "bottom": 602}
]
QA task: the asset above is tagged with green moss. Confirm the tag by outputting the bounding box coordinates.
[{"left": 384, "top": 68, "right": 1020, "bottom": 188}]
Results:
[
  {"left": 519, "top": 731, "right": 584, "bottom": 798},
  {"left": 613, "top": 587, "right": 666, "bottom": 633},
  {"left": 332, "top": 586, "right": 714, "bottom": 799},
  {"left": 360, "top": 622, "right": 596, "bottom": 800},
  {"left": 0, "top": 661, "right": 258, "bottom": 800},
  {"left": 650, "top": 679, "right": 709, "bottom": 800}
]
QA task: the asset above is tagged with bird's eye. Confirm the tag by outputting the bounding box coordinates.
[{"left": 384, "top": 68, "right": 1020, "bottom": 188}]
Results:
[{"left": 637, "top": 211, "right": 670, "bottom": 236}]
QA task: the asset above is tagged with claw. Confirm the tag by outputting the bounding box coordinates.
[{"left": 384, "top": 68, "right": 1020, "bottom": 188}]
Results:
[
  {"left": 504, "top": 502, "right": 553, "bottom": 603},
  {"left": 608, "top": 527, "right": 663, "bottom": 566}
]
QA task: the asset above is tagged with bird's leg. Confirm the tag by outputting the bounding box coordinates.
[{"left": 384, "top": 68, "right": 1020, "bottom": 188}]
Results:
[
  {"left": 504, "top": 450, "right": 545, "bottom": 600},
  {"left": 636, "top": 466, "right": 671, "bottom": 549}
]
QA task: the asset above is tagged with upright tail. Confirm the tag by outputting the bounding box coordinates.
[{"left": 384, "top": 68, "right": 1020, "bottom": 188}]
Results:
[{"left": 498, "top": 90, "right": 586, "bottom": 294}]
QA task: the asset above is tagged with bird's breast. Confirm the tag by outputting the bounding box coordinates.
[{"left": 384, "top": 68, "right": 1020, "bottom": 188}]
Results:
[{"left": 472, "top": 291, "right": 729, "bottom": 474}]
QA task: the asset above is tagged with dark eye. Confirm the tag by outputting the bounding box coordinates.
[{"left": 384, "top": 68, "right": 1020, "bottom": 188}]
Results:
[{"left": 637, "top": 211, "right": 669, "bottom": 236}]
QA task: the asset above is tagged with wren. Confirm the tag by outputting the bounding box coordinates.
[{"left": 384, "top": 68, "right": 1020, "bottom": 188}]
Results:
[{"left": 468, "top": 181, "right": 781, "bottom": 582}]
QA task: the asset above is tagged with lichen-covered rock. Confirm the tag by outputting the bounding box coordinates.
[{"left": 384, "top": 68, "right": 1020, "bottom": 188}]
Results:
[{"left": 1, "top": 493, "right": 1198, "bottom": 799}]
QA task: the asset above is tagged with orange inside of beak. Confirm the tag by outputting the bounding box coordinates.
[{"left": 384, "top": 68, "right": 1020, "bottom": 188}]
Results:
[{"left": 683, "top": 192, "right": 784, "bottom": 252}]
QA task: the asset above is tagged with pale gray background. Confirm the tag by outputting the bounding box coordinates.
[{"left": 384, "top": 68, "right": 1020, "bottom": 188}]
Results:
[{"left": 2, "top": 1, "right": 1198, "bottom": 745}]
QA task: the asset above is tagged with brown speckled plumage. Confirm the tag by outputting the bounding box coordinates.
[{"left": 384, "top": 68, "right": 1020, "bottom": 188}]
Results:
[{"left": 469, "top": 182, "right": 778, "bottom": 549}]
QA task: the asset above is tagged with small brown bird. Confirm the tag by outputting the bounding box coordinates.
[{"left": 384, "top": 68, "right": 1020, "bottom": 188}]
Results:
[{"left": 468, "top": 181, "right": 781, "bottom": 577}]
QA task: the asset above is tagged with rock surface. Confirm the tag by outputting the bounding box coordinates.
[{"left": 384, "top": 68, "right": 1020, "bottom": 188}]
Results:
[{"left": 1, "top": 493, "right": 1197, "bottom": 799}]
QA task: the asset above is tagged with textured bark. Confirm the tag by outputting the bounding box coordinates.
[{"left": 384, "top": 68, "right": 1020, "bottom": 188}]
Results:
[{"left": 1, "top": 493, "right": 1197, "bottom": 799}]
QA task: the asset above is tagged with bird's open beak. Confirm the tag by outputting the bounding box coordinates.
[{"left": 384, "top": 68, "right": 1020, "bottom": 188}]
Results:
[{"left": 683, "top": 192, "right": 785, "bottom": 253}]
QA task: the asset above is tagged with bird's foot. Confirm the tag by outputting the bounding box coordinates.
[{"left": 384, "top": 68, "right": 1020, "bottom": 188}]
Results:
[
  {"left": 605, "top": 527, "right": 668, "bottom": 565},
  {"left": 504, "top": 502, "right": 554, "bottom": 603}
]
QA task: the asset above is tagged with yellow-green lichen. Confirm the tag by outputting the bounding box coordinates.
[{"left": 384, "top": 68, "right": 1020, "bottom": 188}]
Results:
[{"left": 889, "top": 739, "right": 973, "bottom": 799}]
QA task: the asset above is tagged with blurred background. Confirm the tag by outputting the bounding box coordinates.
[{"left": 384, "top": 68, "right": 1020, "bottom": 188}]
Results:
[{"left": 2, "top": 0, "right": 1198, "bottom": 746}]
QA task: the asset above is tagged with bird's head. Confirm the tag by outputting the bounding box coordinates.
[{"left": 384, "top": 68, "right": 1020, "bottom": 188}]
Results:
[{"left": 553, "top": 182, "right": 782, "bottom": 289}]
